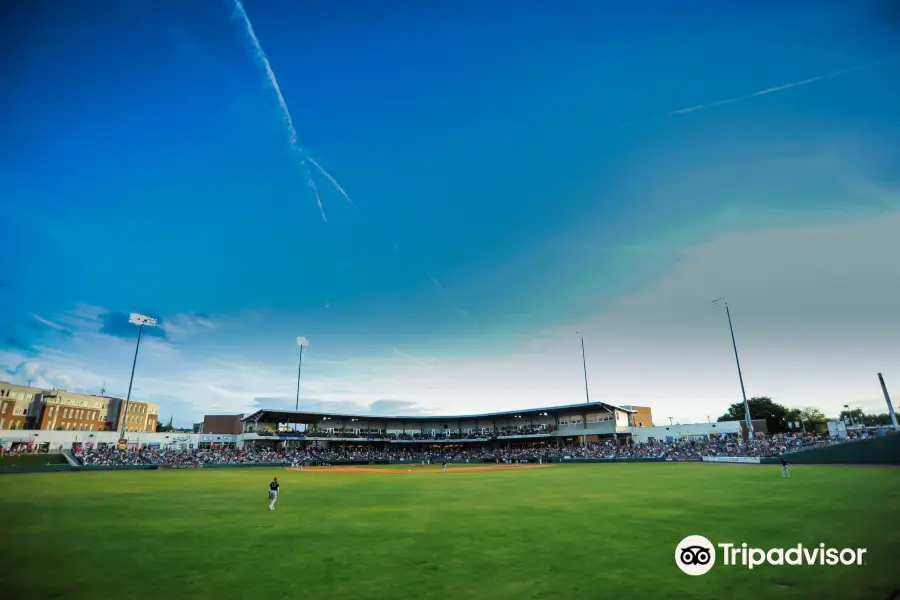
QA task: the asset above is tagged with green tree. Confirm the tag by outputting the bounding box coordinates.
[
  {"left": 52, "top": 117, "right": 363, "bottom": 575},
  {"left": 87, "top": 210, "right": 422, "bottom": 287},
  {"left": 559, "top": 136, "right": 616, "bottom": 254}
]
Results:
[
  {"left": 718, "top": 396, "right": 791, "bottom": 434},
  {"left": 784, "top": 408, "right": 827, "bottom": 432},
  {"left": 800, "top": 408, "right": 828, "bottom": 431}
]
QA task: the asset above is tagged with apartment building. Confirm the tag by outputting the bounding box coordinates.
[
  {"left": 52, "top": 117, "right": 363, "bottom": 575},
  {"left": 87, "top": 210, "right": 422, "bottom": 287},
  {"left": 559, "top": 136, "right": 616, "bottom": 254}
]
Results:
[
  {"left": 0, "top": 383, "right": 162, "bottom": 433},
  {"left": 107, "top": 397, "right": 160, "bottom": 433},
  {"left": 37, "top": 390, "right": 110, "bottom": 432},
  {"left": 0, "top": 382, "right": 45, "bottom": 430}
]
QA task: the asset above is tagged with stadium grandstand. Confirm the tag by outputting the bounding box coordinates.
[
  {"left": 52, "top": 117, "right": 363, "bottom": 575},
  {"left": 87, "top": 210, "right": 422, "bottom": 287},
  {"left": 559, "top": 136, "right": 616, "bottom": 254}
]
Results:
[{"left": 243, "top": 401, "right": 634, "bottom": 451}]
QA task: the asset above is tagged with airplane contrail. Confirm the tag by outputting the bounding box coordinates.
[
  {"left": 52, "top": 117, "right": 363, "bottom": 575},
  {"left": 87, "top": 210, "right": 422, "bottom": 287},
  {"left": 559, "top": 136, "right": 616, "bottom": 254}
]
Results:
[
  {"left": 306, "top": 156, "right": 358, "bottom": 211},
  {"left": 669, "top": 56, "right": 900, "bottom": 116},
  {"left": 231, "top": 0, "right": 475, "bottom": 325},
  {"left": 232, "top": 0, "right": 348, "bottom": 222},
  {"left": 299, "top": 150, "right": 327, "bottom": 223}
]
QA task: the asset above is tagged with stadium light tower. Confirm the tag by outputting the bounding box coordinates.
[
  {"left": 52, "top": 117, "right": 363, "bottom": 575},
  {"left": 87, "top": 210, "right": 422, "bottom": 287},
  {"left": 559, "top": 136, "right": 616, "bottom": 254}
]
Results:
[
  {"left": 576, "top": 332, "right": 591, "bottom": 450},
  {"left": 712, "top": 299, "right": 754, "bottom": 440},
  {"left": 878, "top": 373, "right": 899, "bottom": 430},
  {"left": 121, "top": 313, "right": 157, "bottom": 439},
  {"left": 576, "top": 332, "right": 590, "bottom": 404},
  {"left": 295, "top": 336, "right": 308, "bottom": 412}
]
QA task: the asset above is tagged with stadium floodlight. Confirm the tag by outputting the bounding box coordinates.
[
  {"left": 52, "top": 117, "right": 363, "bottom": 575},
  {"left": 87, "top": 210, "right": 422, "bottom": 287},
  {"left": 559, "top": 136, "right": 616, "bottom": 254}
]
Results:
[
  {"left": 121, "top": 313, "right": 158, "bottom": 439},
  {"left": 712, "top": 299, "right": 754, "bottom": 440},
  {"left": 576, "top": 332, "right": 591, "bottom": 449},
  {"left": 575, "top": 332, "right": 590, "bottom": 405},
  {"left": 129, "top": 313, "right": 157, "bottom": 327},
  {"left": 295, "top": 336, "right": 308, "bottom": 413}
]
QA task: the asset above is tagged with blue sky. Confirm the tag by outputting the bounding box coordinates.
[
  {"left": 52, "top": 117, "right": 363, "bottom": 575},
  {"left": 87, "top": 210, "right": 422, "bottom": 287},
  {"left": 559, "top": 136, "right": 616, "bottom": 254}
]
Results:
[{"left": 1, "top": 0, "right": 899, "bottom": 425}]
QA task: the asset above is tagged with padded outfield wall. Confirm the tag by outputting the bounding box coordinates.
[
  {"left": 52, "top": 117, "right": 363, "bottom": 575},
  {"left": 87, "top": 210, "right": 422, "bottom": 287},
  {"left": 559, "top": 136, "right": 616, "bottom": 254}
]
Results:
[{"left": 784, "top": 433, "right": 900, "bottom": 465}]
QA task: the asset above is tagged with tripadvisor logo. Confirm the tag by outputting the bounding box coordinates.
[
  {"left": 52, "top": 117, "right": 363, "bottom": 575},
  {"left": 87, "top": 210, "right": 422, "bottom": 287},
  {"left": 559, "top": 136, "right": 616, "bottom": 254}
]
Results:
[{"left": 675, "top": 535, "right": 867, "bottom": 576}]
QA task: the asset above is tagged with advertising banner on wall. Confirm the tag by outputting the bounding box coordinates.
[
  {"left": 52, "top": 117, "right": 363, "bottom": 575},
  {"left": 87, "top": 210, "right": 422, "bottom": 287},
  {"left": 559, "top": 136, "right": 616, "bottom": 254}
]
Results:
[{"left": 701, "top": 456, "right": 761, "bottom": 464}]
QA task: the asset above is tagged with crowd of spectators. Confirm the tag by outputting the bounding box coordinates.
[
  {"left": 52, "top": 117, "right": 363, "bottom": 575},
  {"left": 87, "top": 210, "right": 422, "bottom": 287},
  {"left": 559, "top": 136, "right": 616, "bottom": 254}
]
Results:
[
  {"left": 71, "top": 431, "right": 851, "bottom": 467},
  {"left": 555, "top": 433, "right": 840, "bottom": 460},
  {"left": 259, "top": 427, "right": 553, "bottom": 440},
  {"left": 73, "top": 446, "right": 151, "bottom": 466}
]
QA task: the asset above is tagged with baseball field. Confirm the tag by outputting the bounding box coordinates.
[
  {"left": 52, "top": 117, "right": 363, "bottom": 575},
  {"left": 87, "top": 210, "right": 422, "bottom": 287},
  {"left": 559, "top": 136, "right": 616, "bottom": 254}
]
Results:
[{"left": 2, "top": 462, "right": 899, "bottom": 600}]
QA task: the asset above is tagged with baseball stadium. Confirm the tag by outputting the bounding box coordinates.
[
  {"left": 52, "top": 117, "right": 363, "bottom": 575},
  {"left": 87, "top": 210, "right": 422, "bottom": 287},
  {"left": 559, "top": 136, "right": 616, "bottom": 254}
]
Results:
[
  {"left": 2, "top": 397, "right": 899, "bottom": 600},
  {"left": 5, "top": 0, "right": 900, "bottom": 597}
]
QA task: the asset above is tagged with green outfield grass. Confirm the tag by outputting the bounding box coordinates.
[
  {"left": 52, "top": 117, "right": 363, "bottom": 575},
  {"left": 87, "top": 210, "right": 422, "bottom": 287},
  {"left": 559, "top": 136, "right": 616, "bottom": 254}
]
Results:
[{"left": 2, "top": 463, "right": 899, "bottom": 600}]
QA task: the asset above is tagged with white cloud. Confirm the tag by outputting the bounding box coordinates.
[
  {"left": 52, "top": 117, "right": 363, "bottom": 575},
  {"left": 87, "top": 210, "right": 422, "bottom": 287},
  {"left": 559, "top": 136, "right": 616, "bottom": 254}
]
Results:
[
  {"left": 56, "top": 303, "right": 105, "bottom": 331},
  {"left": 30, "top": 313, "right": 68, "bottom": 332},
  {"left": 160, "top": 312, "right": 218, "bottom": 342}
]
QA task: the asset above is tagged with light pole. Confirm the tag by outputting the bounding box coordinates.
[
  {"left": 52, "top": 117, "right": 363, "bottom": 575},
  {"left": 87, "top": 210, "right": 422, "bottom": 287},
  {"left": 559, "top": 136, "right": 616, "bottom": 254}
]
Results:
[
  {"left": 576, "top": 332, "right": 590, "bottom": 404},
  {"left": 121, "top": 313, "right": 157, "bottom": 440},
  {"left": 713, "top": 299, "right": 754, "bottom": 440},
  {"left": 878, "top": 373, "right": 899, "bottom": 430},
  {"left": 294, "top": 336, "right": 308, "bottom": 431},
  {"left": 576, "top": 332, "right": 591, "bottom": 449}
]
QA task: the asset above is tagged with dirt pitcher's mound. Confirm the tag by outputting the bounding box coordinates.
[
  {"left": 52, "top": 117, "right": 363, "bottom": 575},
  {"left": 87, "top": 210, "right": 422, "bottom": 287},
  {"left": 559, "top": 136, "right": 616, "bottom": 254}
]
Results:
[{"left": 299, "top": 464, "right": 555, "bottom": 474}]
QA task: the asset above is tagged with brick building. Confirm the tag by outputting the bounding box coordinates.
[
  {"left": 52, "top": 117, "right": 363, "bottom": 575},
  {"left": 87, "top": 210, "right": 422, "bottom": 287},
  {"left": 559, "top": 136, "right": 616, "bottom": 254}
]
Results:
[
  {"left": 108, "top": 398, "right": 160, "bottom": 433},
  {"left": 36, "top": 390, "right": 113, "bottom": 432},
  {"left": 0, "top": 382, "right": 44, "bottom": 430},
  {"left": 201, "top": 414, "right": 244, "bottom": 435},
  {"left": 623, "top": 405, "right": 655, "bottom": 428}
]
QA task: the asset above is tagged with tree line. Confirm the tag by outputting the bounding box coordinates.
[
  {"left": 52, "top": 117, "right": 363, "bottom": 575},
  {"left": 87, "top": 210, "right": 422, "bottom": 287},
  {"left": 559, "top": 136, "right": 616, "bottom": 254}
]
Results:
[{"left": 717, "top": 397, "right": 894, "bottom": 434}]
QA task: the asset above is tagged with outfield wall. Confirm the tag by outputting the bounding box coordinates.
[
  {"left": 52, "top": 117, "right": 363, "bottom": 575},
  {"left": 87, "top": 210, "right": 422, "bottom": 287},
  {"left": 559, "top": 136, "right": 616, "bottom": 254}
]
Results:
[{"left": 785, "top": 434, "right": 900, "bottom": 465}]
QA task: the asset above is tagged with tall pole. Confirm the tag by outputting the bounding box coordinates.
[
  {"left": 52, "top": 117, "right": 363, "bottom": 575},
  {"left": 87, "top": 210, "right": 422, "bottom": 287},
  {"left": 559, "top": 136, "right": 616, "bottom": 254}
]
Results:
[
  {"left": 878, "top": 373, "right": 899, "bottom": 429},
  {"left": 121, "top": 324, "right": 143, "bottom": 439},
  {"left": 294, "top": 337, "right": 308, "bottom": 435},
  {"left": 295, "top": 344, "right": 304, "bottom": 412},
  {"left": 716, "top": 301, "right": 754, "bottom": 440},
  {"left": 578, "top": 333, "right": 590, "bottom": 449},
  {"left": 579, "top": 333, "right": 590, "bottom": 404}
]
